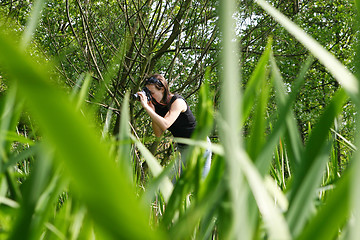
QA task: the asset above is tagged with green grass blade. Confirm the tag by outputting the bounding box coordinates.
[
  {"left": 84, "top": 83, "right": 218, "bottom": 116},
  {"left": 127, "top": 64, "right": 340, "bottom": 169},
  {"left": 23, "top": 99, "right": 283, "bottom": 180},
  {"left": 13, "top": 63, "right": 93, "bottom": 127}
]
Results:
[
  {"left": 192, "top": 79, "right": 214, "bottom": 140},
  {"left": 247, "top": 65, "right": 271, "bottom": 160},
  {"left": 5, "top": 131, "right": 35, "bottom": 146},
  {"left": 169, "top": 176, "right": 227, "bottom": 240},
  {"left": 133, "top": 136, "right": 173, "bottom": 203},
  {"left": 255, "top": 54, "right": 312, "bottom": 176},
  {"left": 21, "top": 0, "right": 46, "bottom": 49},
  {"left": 296, "top": 168, "right": 351, "bottom": 240},
  {"left": 101, "top": 102, "right": 114, "bottom": 139},
  {"left": 117, "top": 93, "right": 133, "bottom": 180},
  {"left": 0, "top": 87, "right": 15, "bottom": 163},
  {"left": 351, "top": 2, "right": 360, "bottom": 239},
  {"left": 256, "top": 0, "right": 359, "bottom": 104},
  {"left": 174, "top": 138, "right": 224, "bottom": 156},
  {"left": 0, "top": 86, "right": 23, "bottom": 201},
  {"left": 9, "top": 145, "right": 54, "bottom": 240},
  {"left": 267, "top": 54, "right": 312, "bottom": 171},
  {"left": 238, "top": 151, "right": 292, "bottom": 240},
  {"left": 219, "top": 0, "right": 250, "bottom": 238},
  {"left": 287, "top": 141, "right": 333, "bottom": 237},
  {"left": 76, "top": 72, "right": 92, "bottom": 110},
  {"left": 287, "top": 89, "right": 348, "bottom": 237},
  {"left": 2, "top": 146, "right": 37, "bottom": 175},
  {"left": 331, "top": 128, "right": 356, "bottom": 151},
  {"left": 291, "top": 90, "right": 347, "bottom": 193},
  {"left": 242, "top": 40, "right": 272, "bottom": 126},
  {"left": 141, "top": 159, "right": 175, "bottom": 205},
  {"left": 0, "top": 32, "right": 164, "bottom": 240}
]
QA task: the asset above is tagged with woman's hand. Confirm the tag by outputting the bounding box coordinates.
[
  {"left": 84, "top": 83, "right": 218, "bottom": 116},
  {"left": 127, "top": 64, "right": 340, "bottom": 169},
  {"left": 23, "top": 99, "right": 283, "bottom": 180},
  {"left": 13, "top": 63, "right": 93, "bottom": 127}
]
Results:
[{"left": 137, "top": 91, "right": 154, "bottom": 110}]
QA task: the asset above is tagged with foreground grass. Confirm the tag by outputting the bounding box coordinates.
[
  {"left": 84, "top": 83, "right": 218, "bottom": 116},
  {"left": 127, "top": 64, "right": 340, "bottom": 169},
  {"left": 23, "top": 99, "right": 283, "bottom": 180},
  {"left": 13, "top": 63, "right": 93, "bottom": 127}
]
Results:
[{"left": 0, "top": 0, "right": 359, "bottom": 239}]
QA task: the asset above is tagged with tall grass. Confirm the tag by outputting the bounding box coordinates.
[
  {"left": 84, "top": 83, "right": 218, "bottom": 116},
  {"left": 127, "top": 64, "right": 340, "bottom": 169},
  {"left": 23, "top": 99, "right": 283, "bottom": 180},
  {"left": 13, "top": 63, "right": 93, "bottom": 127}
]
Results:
[{"left": 0, "top": 0, "right": 359, "bottom": 239}]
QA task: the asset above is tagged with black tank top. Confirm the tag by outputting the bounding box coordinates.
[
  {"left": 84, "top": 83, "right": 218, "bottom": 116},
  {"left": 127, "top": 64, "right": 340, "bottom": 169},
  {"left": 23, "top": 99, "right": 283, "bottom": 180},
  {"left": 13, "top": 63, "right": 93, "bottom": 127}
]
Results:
[{"left": 154, "top": 94, "right": 196, "bottom": 140}]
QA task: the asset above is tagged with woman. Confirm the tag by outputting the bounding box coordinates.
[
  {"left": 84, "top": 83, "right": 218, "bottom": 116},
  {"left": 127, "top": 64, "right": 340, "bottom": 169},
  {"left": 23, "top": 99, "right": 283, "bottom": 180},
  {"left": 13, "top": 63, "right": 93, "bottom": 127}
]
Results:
[{"left": 137, "top": 74, "right": 211, "bottom": 179}]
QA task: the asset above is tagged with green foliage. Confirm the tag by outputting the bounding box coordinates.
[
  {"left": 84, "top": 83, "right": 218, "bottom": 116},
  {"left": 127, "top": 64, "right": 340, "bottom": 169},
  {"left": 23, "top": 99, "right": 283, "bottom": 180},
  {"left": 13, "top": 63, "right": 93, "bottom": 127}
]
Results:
[{"left": 0, "top": 0, "right": 359, "bottom": 239}]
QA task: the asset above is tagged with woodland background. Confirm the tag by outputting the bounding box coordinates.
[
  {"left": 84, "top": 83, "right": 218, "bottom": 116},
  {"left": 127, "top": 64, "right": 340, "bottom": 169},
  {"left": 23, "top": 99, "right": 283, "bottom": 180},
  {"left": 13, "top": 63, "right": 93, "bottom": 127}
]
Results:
[
  {"left": 0, "top": 0, "right": 358, "bottom": 239},
  {"left": 2, "top": 0, "right": 355, "bottom": 150}
]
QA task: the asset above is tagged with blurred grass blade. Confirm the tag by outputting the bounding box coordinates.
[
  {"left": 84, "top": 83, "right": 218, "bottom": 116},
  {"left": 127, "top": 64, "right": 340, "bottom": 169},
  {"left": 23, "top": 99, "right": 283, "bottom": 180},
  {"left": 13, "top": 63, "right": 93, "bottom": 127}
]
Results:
[
  {"left": 287, "top": 89, "right": 348, "bottom": 237},
  {"left": 351, "top": 136, "right": 360, "bottom": 240},
  {"left": 101, "top": 102, "right": 114, "bottom": 139},
  {"left": 45, "top": 223, "right": 66, "bottom": 240},
  {"left": 70, "top": 73, "right": 85, "bottom": 97},
  {"left": 291, "top": 90, "right": 347, "bottom": 193},
  {"left": 297, "top": 168, "right": 351, "bottom": 240},
  {"left": 5, "top": 131, "right": 35, "bottom": 146},
  {"left": 351, "top": 2, "right": 360, "bottom": 239},
  {"left": 174, "top": 138, "right": 224, "bottom": 156},
  {"left": 242, "top": 39, "right": 271, "bottom": 125},
  {"left": 0, "top": 196, "right": 19, "bottom": 208},
  {"left": 2, "top": 146, "right": 37, "bottom": 174},
  {"left": 219, "top": 0, "right": 249, "bottom": 238},
  {"left": 132, "top": 136, "right": 173, "bottom": 203},
  {"left": 0, "top": 85, "right": 23, "bottom": 201},
  {"left": 264, "top": 176, "right": 288, "bottom": 212},
  {"left": 192, "top": 74, "right": 214, "bottom": 140},
  {"left": 287, "top": 141, "right": 333, "bottom": 237},
  {"left": 76, "top": 73, "right": 92, "bottom": 110},
  {"left": 331, "top": 128, "right": 357, "bottom": 151},
  {"left": 247, "top": 62, "right": 271, "bottom": 160},
  {"left": 0, "top": 86, "right": 17, "bottom": 163},
  {"left": 9, "top": 145, "right": 53, "bottom": 240},
  {"left": 256, "top": 0, "right": 359, "bottom": 104},
  {"left": 237, "top": 150, "right": 292, "bottom": 239},
  {"left": 168, "top": 177, "right": 227, "bottom": 240},
  {"left": 0, "top": 32, "right": 164, "bottom": 240},
  {"left": 141, "top": 159, "right": 175, "bottom": 205},
  {"left": 264, "top": 54, "right": 311, "bottom": 172},
  {"left": 168, "top": 155, "right": 224, "bottom": 240},
  {"left": 69, "top": 204, "right": 87, "bottom": 240},
  {"left": 254, "top": 52, "right": 310, "bottom": 178},
  {"left": 21, "top": 0, "right": 46, "bottom": 49},
  {"left": 117, "top": 93, "right": 133, "bottom": 181}
]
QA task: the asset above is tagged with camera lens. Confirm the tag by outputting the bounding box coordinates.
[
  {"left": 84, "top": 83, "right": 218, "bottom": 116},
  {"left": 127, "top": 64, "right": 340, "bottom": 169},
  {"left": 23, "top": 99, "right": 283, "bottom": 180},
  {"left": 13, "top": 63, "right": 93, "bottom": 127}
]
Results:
[{"left": 133, "top": 88, "right": 152, "bottom": 102}]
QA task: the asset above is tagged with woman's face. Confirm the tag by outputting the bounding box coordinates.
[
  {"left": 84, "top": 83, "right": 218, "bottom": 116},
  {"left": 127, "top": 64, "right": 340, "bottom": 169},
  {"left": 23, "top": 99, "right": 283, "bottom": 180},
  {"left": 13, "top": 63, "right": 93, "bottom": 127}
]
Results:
[{"left": 146, "top": 84, "right": 164, "bottom": 103}]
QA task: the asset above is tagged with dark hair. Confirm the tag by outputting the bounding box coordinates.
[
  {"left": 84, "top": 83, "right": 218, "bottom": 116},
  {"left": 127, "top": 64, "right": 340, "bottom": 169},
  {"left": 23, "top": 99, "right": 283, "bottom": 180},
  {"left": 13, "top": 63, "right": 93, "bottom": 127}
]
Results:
[{"left": 145, "top": 74, "right": 170, "bottom": 104}]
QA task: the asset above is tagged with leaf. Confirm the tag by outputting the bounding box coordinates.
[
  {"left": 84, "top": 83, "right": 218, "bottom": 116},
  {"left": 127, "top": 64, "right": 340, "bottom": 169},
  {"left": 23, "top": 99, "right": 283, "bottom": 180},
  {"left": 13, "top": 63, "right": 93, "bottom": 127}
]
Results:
[
  {"left": 247, "top": 60, "right": 271, "bottom": 160},
  {"left": 242, "top": 38, "right": 272, "bottom": 126},
  {"left": 219, "top": 0, "right": 250, "bottom": 238},
  {"left": 256, "top": 0, "right": 359, "bottom": 105},
  {"left": 21, "top": 0, "right": 46, "bottom": 49},
  {"left": 0, "top": 85, "right": 23, "bottom": 201},
  {"left": 76, "top": 72, "right": 92, "bottom": 110},
  {"left": 255, "top": 55, "right": 313, "bottom": 176},
  {"left": 5, "top": 131, "right": 34, "bottom": 146},
  {"left": 0, "top": 31, "right": 164, "bottom": 240},
  {"left": 116, "top": 93, "right": 133, "bottom": 180},
  {"left": 9, "top": 145, "right": 55, "bottom": 240},
  {"left": 296, "top": 168, "right": 351, "bottom": 240},
  {"left": 133, "top": 136, "right": 173, "bottom": 203},
  {"left": 242, "top": 150, "right": 293, "bottom": 239},
  {"left": 287, "top": 89, "right": 348, "bottom": 237}
]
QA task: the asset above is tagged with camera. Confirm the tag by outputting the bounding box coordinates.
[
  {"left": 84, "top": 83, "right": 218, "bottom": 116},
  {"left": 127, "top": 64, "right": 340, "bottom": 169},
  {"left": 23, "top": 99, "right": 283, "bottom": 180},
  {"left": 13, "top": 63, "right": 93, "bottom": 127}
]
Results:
[{"left": 133, "top": 87, "right": 152, "bottom": 102}]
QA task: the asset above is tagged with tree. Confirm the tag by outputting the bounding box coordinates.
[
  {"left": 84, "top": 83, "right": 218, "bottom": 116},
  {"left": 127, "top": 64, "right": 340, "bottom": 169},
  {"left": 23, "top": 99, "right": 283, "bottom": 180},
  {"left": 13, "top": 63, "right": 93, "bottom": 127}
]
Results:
[{"left": 0, "top": 0, "right": 356, "bottom": 165}]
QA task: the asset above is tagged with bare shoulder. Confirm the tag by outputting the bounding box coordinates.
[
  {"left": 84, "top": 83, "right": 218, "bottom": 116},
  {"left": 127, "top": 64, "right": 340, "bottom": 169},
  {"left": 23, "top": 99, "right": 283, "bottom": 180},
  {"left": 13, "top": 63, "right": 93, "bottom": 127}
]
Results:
[{"left": 171, "top": 98, "right": 187, "bottom": 112}]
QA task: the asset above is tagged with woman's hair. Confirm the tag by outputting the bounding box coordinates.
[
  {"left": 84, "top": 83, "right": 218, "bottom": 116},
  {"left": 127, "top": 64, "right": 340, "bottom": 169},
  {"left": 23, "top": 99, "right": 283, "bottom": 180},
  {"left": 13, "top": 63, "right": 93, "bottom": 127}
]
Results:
[{"left": 146, "top": 74, "right": 171, "bottom": 104}]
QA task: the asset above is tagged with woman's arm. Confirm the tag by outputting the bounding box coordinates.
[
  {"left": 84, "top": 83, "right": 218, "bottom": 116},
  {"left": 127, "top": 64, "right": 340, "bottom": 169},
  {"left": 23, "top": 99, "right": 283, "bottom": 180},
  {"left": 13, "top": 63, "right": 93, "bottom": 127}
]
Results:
[
  {"left": 152, "top": 121, "right": 163, "bottom": 137},
  {"left": 138, "top": 92, "right": 187, "bottom": 132}
]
